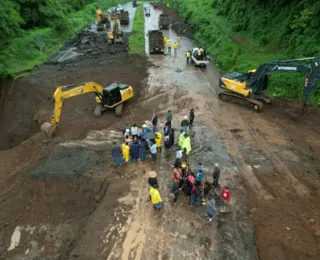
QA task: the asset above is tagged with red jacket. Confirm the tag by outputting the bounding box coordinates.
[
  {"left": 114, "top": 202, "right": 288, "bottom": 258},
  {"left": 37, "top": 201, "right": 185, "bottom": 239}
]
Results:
[{"left": 221, "top": 189, "right": 230, "bottom": 202}]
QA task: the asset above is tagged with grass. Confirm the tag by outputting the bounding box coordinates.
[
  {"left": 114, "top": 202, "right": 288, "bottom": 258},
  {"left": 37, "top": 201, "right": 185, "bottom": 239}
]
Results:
[
  {"left": 128, "top": 4, "right": 145, "bottom": 55},
  {"left": 0, "top": 0, "right": 128, "bottom": 76}
]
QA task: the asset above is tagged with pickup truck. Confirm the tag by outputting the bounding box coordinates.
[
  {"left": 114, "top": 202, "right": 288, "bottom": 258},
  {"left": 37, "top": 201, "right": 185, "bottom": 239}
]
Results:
[
  {"left": 158, "top": 13, "right": 170, "bottom": 29},
  {"left": 148, "top": 30, "right": 164, "bottom": 54},
  {"left": 191, "top": 48, "right": 209, "bottom": 67},
  {"left": 119, "top": 10, "right": 129, "bottom": 25}
]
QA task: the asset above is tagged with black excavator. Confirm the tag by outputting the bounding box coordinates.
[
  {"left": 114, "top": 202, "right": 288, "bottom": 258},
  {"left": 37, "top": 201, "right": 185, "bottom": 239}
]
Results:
[{"left": 219, "top": 57, "right": 320, "bottom": 113}]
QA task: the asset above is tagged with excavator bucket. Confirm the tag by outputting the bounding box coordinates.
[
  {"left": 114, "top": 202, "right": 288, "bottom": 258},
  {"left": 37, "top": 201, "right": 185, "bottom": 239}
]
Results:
[{"left": 41, "top": 122, "right": 56, "bottom": 138}]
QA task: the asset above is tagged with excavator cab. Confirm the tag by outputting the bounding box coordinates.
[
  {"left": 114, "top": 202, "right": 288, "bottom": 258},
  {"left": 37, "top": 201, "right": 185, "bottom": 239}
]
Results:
[{"left": 101, "top": 83, "right": 130, "bottom": 106}]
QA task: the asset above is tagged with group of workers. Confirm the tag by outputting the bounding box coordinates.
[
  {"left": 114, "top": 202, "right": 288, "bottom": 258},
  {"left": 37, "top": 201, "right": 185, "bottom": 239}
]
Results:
[{"left": 164, "top": 36, "right": 180, "bottom": 53}]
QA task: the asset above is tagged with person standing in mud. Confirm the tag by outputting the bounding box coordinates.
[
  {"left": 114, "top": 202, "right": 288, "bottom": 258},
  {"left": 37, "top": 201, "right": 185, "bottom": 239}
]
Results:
[
  {"left": 149, "top": 184, "right": 162, "bottom": 211},
  {"left": 139, "top": 139, "right": 147, "bottom": 162},
  {"left": 121, "top": 142, "right": 130, "bottom": 163},
  {"left": 168, "top": 128, "right": 175, "bottom": 148},
  {"left": 213, "top": 163, "right": 221, "bottom": 188},
  {"left": 180, "top": 116, "right": 189, "bottom": 134},
  {"left": 131, "top": 124, "right": 138, "bottom": 140},
  {"left": 151, "top": 111, "right": 158, "bottom": 132},
  {"left": 150, "top": 141, "right": 157, "bottom": 161},
  {"left": 189, "top": 108, "right": 195, "bottom": 127},
  {"left": 111, "top": 141, "right": 124, "bottom": 167},
  {"left": 166, "top": 110, "right": 172, "bottom": 129},
  {"left": 171, "top": 166, "right": 182, "bottom": 193},
  {"left": 130, "top": 140, "right": 139, "bottom": 163}
]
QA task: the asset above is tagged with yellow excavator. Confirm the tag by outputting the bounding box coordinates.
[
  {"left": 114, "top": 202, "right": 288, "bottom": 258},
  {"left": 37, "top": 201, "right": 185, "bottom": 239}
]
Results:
[
  {"left": 41, "top": 82, "right": 134, "bottom": 137},
  {"left": 219, "top": 57, "right": 320, "bottom": 112},
  {"left": 96, "top": 9, "right": 108, "bottom": 31},
  {"left": 107, "top": 17, "right": 123, "bottom": 44}
]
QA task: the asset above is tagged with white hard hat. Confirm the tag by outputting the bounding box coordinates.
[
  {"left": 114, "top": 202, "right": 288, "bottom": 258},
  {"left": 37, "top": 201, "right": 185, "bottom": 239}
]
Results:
[
  {"left": 215, "top": 163, "right": 219, "bottom": 167},
  {"left": 126, "top": 129, "right": 130, "bottom": 132},
  {"left": 142, "top": 124, "right": 147, "bottom": 128},
  {"left": 184, "top": 116, "right": 188, "bottom": 119}
]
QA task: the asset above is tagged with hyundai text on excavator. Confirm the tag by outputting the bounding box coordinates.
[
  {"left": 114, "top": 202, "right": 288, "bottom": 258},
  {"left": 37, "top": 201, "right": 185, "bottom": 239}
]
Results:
[
  {"left": 41, "top": 82, "right": 134, "bottom": 137},
  {"left": 219, "top": 57, "right": 320, "bottom": 112}
]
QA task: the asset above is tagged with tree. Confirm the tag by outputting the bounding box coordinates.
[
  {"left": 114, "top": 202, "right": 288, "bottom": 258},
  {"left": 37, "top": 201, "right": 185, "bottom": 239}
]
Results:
[{"left": 0, "top": 0, "right": 24, "bottom": 37}]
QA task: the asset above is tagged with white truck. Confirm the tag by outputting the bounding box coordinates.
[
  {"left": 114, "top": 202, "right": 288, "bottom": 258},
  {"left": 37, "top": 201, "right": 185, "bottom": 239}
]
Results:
[{"left": 191, "top": 48, "right": 209, "bottom": 67}]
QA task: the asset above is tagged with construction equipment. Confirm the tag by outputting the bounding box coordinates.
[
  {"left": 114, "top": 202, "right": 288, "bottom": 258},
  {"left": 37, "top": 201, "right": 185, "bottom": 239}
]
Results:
[
  {"left": 119, "top": 10, "right": 130, "bottom": 25},
  {"left": 148, "top": 30, "right": 164, "bottom": 54},
  {"left": 41, "top": 82, "right": 134, "bottom": 137},
  {"left": 219, "top": 57, "right": 320, "bottom": 112},
  {"left": 107, "top": 18, "right": 124, "bottom": 44},
  {"left": 191, "top": 48, "right": 209, "bottom": 67},
  {"left": 158, "top": 13, "right": 170, "bottom": 29},
  {"left": 96, "top": 9, "right": 108, "bottom": 31},
  {"left": 145, "top": 7, "right": 151, "bottom": 17},
  {"left": 133, "top": 0, "right": 137, "bottom": 7}
]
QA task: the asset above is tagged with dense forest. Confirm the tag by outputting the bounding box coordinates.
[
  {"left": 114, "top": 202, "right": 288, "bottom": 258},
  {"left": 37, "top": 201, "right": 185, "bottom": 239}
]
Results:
[
  {"left": 165, "top": 0, "right": 320, "bottom": 105},
  {"left": 0, "top": 0, "right": 126, "bottom": 79}
]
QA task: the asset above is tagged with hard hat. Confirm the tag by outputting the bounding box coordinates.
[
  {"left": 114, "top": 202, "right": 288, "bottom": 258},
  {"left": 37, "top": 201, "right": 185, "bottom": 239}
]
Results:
[
  {"left": 149, "top": 171, "right": 157, "bottom": 178},
  {"left": 215, "top": 163, "right": 219, "bottom": 167},
  {"left": 184, "top": 116, "right": 188, "bottom": 119},
  {"left": 126, "top": 129, "right": 130, "bottom": 132},
  {"left": 142, "top": 124, "right": 147, "bottom": 128}
]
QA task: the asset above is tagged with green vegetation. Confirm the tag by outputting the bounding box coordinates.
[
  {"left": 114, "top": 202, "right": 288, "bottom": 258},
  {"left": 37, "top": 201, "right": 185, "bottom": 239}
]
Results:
[
  {"left": 165, "top": 0, "right": 320, "bottom": 105},
  {"left": 128, "top": 4, "right": 145, "bottom": 55},
  {"left": 0, "top": 0, "right": 128, "bottom": 79}
]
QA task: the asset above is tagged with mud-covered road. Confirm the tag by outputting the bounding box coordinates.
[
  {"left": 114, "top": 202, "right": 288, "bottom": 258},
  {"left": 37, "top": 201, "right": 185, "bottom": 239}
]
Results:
[{"left": 0, "top": 2, "right": 319, "bottom": 260}]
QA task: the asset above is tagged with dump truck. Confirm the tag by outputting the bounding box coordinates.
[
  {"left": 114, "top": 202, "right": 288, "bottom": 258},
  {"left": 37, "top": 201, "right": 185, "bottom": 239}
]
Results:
[
  {"left": 191, "top": 48, "right": 209, "bottom": 67},
  {"left": 145, "top": 7, "right": 151, "bottom": 17},
  {"left": 158, "top": 13, "right": 170, "bottom": 29},
  {"left": 133, "top": 1, "right": 137, "bottom": 7},
  {"left": 148, "top": 30, "right": 164, "bottom": 54},
  {"left": 119, "top": 10, "right": 130, "bottom": 25}
]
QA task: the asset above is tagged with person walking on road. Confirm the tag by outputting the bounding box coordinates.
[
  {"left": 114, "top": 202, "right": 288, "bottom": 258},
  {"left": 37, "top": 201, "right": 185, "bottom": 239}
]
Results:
[
  {"left": 213, "top": 163, "right": 221, "bottom": 188},
  {"left": 121, "top": 142, "right": 130, "bottom": 163},
  {"left": 148, "top": 171, "right": 159, "bottom": 188},
  {"left": 163, "top": 123, "right": 170, "bottom": 137},
  {"left": 130, "top": 140, "right": 139, "bottom": 163},
  {"left": 189, "top": 108, "right": 195, "bottom": 127},
  {"left": 186, "top": 50, "right": 191, "bottom": 63},
  {"left": 181, "top": 116, "right": 189, "bottom": 134},
  {"left": 167, "top": 41, "right": 172, "bottom": 53},
  {"left": 173, "top": 42, "right": 178, "bottom": 54},
  {"left": 151, "top": 111, "right": 158, "bottom": 132},
  {"left": 112, "top": 141, "right": 124, "bottom": 167},
  {"left": 149, "top": 184, "right": 162, "bottom": 211},
  {"left": 166, "top": 110, "right": 172, "bottom": 129}
]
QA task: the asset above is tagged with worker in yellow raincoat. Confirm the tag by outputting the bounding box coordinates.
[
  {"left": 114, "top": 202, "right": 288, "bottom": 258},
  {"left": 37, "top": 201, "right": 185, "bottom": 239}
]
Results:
[
  {"left": 173, "top": 42, "right": 178, "bottom": 54},
  {"left": 164, "top": 36, "right": 168, "bottom": 44},
  {"left": 122, "top": 142, "right": 130, "bottom": 162},
  {"left": 155, "top": 132, "right": 162, "bottom": 153},
  {"left": 167, "top": 41, "right": 172, "bottom": 52},
  {"left": 178, "top": 129, "right": 185, "bottom": 148},
  {"left": 150, "top": 184, "right": 162, "bottom": 211},
  {"left": 182, "top": 133, "right": 191, "bottom": 155}
]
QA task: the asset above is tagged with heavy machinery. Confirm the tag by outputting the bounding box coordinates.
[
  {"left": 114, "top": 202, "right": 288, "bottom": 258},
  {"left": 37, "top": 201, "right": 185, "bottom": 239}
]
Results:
[
  {"left": 119, "top": 10, "right": 130, "bottom": 25},
  {"left": 158, "top": 13, "right": 170, "bottom": 29},
  {"left": 145, "top": 7, "right": 151, "bottom": 17},
  {"left": 133, "top": 0, "right": 137, "bottom": 7},
  {"left": 41, "top": 82, "right": 134, "bottom": 137},
  {"left": 107, "top": 18, "right": 124, "bottom": 44},
  {"left": 219, "top": 57, "right": 320, "bottom": 112},
  {"left": 96, "top": 9, "right": 108, "bottom": 31},
  {"left": 191, "top": 47, "right": 209, "bottom": 67},
  {"left": 148, "top": 30, "right": 164, "bottom": 54}
]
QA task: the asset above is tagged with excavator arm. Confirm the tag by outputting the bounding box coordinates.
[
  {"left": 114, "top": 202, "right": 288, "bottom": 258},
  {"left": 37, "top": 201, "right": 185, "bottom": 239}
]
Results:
[
  {"left": 247, "top": 57, "right": 320, "bottom": 105},
  {"left": 51, "top": 82, "right": 104, "bottom": 125}
]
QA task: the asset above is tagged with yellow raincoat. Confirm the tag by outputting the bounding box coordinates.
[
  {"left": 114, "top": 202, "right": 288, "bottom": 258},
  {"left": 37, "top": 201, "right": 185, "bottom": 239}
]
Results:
[
  {"left": 155, "top": 132, "right": 162, "bottom": 147},
  {"left": 122, "top": 143, "right": 130, "bottom": 162},
  {"left": 178, "top": 132, "right": 185, "bottom": 148},
  {"left": 150, "top": 187, "right": 162, "bottom": 204},
  {"left": 164, "top": 36, "right": 168, "bottom": 44},
  {"left": 173, "top": 43, "right": 178, "bottom": 49},
  {"left": 182, "top": 136, "right": 191, "bottom": 155}
]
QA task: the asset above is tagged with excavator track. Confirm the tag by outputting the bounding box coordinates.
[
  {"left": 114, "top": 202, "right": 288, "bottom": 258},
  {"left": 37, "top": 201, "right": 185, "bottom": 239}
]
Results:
[{"left": 219, "top": 91, "right": 264, "bottom": 112}]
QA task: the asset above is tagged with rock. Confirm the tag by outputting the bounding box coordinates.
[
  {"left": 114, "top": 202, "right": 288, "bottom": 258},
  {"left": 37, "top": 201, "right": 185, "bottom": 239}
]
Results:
[
  {"left": 286, "top": 226, "right": 290, "bottom": 231},
  {"left": 314, "top": 230, "right": 320, "bottom": 237},
  {"left": 250, "top": 207, "right": 257, "bottom": 214},
  {"left": 263, "top": 195, "right": 274, "bottom": 201},
  {"left": 309, "top": 218, "right": 315, "bottom": 223}
]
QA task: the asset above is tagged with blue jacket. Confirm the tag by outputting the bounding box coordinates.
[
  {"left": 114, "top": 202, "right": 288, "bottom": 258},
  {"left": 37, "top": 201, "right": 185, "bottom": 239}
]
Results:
[{"left": 130, "top": 142, "right": 139, "bottom": 159}]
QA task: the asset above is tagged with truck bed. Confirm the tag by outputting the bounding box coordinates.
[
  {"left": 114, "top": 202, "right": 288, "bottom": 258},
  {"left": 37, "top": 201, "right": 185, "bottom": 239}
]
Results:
[
  {"left": 148, "top": 30, "right": 164, "bottom": 54},
  {"left": 191, "top": 56, "right": 209, "bottom": 67}
]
